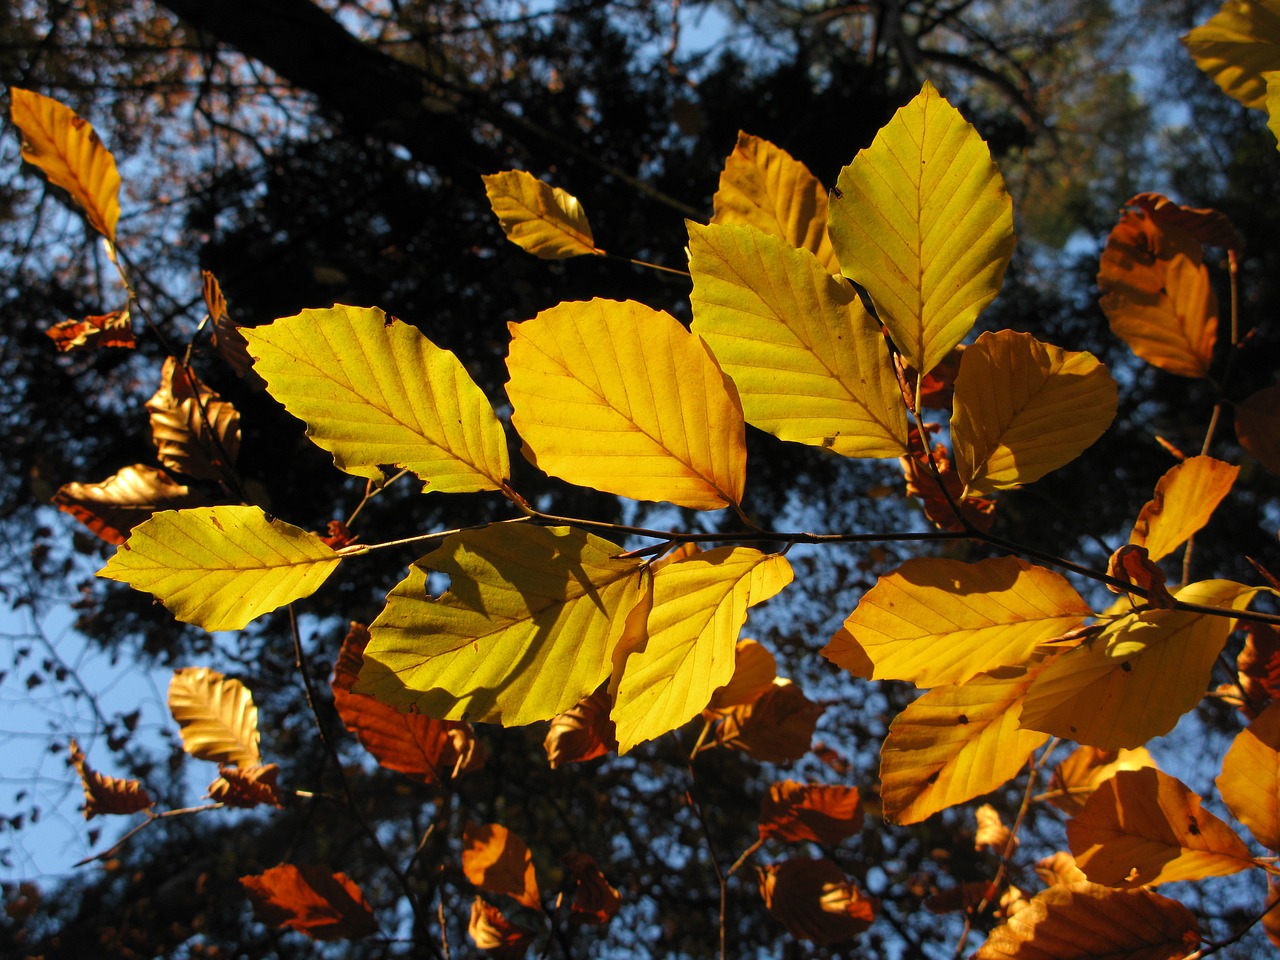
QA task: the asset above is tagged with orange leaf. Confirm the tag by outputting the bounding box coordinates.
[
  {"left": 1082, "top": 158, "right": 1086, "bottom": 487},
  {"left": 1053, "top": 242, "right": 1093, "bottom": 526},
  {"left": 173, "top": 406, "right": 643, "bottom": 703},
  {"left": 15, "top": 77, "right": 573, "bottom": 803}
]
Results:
[
  {"left": 705, "top": 638, "right": 777, "bottom": 714},
  {"left": 1236, "top": 382, "right": 1280, "bottom": 476},
  {"left": 1265, "top": 879, "right": 1280, "bottom": 951},
  {"left": 240, "top": 864, "right": 378, "bottom": 940},
  {"left": 207, "top": 764, "right": 284, "bottom": 809},
  {"left": 46, "top": 309, "right": 134, "bottom": 353},
  {"left": 758, "top": 781, "right": 863, "bottom": 844},
  {"left": 1044, "top": 745, "right": 1157, "bottom": 818},
  {"left": 758, "top": 858, "right": 874, "bottom": 945},
  {"left": 1106, "top": 545, "right": 1174, "bottom": 608},
  {"left": 1129, "top": 455, "right": 1239, "bottom": 561},
  {"left": 462, "top": 822, "right": 542, "bottom": 911},
  {"left": 146, "top": 358, "right": 241, "bottom": 482},
  {"left": 1127, "top": 193, "right": 1244, "bottom": 253},
  {"left": 976, "top": 803, "right": 1013, "bottom": 853},
  {"left": 716, "top": 681, "right": 824, "bottom": 763},
  {"left": 900, "top": 425, "right": 995, "bottom": 533},
  {"left": 1034, "top": 852, "right": 1087, "bottom": 887},
  {"left": 1218, "top": 699, "right": 1280, "bottom": 851},
  {"left": 68, "top": 738, "right": 153, "bottom": 819},
  {"left": 52, "top": 464, "right": 212, "bottom": 545},
  {"left": 544, "top": 690, "right": 617, "bottom": 769},
  {"left": 561, "top": 853, "right": 622, "bottom": 925},
  {"left": 1238, "top": 622, "right": 1280, "bottom": 707},
  {"left": 469, "top": 897, "right": 536, "bottom": 958},
  {"left": 203, "top": 270, "right": 255, "bottom": 378}
]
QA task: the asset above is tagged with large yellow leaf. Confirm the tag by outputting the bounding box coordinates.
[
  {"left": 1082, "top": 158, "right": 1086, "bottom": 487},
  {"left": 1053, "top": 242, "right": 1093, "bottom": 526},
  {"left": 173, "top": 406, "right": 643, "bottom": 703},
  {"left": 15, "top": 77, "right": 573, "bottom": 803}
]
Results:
[
  {"left": 1184, "top": 0, "right": 1280, "bottom": 109},
  {"left": 243, "top": 305, "right": 509, "bottom": 492},
  {"left": 951, "top": 331, "right": 1118, "bottom": 498},
  {"left": 880, "top": 661, "right": 1051, "bottom": 825},
  {"left": 9, "top": 88, "right": 121, "bottom": 242},
  {"left": 99, "top": 505, "right": 341, "bottom": 632},
  {"left": 687, "top": 222, "right": 907, "bottom": 458},
  {"left": 827, "top": 81, "right": 1015, "bottom": 377},
  {"left": 1129, "top": 455, "right": 1239, "bottom": 561},
  {"left": 711, "top": 132, "right": 839, "bottom": 273},
  {"left": 822, "top": 556, "right": 1091, "bottom": 688},
  {"left": 357, "top": 525, "right": 645, "bottom": 726},
  {"left": 1068, "top": 767, "right": 1255, "bottom": 886},
  {"left": 1218, "top": 699, "right": 1280, "bottom": 852},
  {"left": 1020, "top": 580, "right": 1262, "bottom": 750},
  {"left": 168, "top": 666, "right": 261, "bottom": 767},
  {"left": 482, "top": 170, "right": 603, "bottom": 259},
  {"left": 611, "top": 548, "right": 792, "bottom": 753},
  {"left": 506, "top": 299, "right": 746, "bottom": 510}
]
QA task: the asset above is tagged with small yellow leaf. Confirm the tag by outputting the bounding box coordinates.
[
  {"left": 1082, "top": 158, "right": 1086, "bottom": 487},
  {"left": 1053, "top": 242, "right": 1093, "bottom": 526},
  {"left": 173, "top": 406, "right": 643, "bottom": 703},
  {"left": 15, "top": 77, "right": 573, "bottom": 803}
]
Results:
[
  {"left": 1269, "top": 74, "right": 1280, "bottom": 147},
  {"left": 243, "top": 305, "right": 509, "bottom": 492},
  {"left": 99, "top": 506, "right": 341, "bottom": 632},
  {"left": 1129, "top": 455, "right": 1239, "bottom": 561},
  {"left": 168, "top": 666, "right": 261, "bottom": 767},
  {"left": 1184, "top": 0, "right": 1280, "bottom": 109},
  {"left": 506, "top": 299, "right": 746, "bottom": 510},
  {"left": 10, "top": 88, "right": 121, "bottom": 242},
  {"left": 688, "top": 222, "right": 907, "bottom": 458},
  {"left": 951, "top": 331, "right": 1117, "bottom": 497},
  {"left": 1218, "top": 699, "right": 1280, "bottom": 852},
  {"left": 828, "top": 81, "right": 1015, "bottom": 377},
  {"left": 482, "top": 170, "right": 602, "bottom": 259}
]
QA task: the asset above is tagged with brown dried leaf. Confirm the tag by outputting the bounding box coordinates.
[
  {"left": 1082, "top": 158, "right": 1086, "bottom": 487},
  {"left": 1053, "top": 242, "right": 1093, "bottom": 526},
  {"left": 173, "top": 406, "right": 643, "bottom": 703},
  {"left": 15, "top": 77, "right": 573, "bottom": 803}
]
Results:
[
  {"left": 759, "top": 781, "right": 863, "bottom": 844},
  {"left": 52, "top": 463, "right": 212, "bottom": 545},
  {"left": 561, "top": 853, "right": 621, "bottom": 925},
  {"left": 1238, "top": 622, "right": 1280, "bottom": 708},
  {"left": 147, "top": 358, "right": 241, "bottom": 482},
  {"left": 1127, "top": 193, "right": 1244, "bottom": 253},
  {"left": 758, "top": 857, "right": 874, "bottom": 946},
  {"left": 469, "top": 897, "right": 536, "bottom": 958},
  {"left": 462, "top": 822, "right": 542, "bottom": 911},
  {"left": 207, "top": 763, "right": 283, "bottom": 809},
  {"left": 705, "top": 639, "right": 777, "bottom": 714},
  {"left": 46, "top": 308, "right": 134, "bottom": 353},
  {"left": 1106, "top": 545, "right": 1175, "bottom": 609},
  {"left": 1236, "top": 382, "right": 1280, "bottom": 476},
  {"left": 241, "top": 864, "right": 377, "bottom": 940},
  {"left": 1045, "top": 745, "right": 1157, "bottom": 818},
  {"left": 168, "top": 666, "right": 261, "bottom": 768},
  {"left": 68, "top": 738, "right": 153, "bottom": 819},
  {"left": 900, "top": 426, "right": 995, "bottom": 533},
  {"left": 717, "top": 680, "right": 825, "bottom": 763},
  {"left": 203, "top": 270, "right": 255, "bottom": 378},
  {"left": 544, "top": 690, "right": 616, "bottom": 769}
]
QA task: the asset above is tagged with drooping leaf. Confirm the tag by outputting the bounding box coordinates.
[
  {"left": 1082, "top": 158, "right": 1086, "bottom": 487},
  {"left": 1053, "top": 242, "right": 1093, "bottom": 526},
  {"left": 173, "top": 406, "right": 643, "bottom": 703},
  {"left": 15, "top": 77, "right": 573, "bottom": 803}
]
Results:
[
  {"left": 146, "top": 358, "right": 241, "bottom": 483},
  {"left": 207, "top": 764, "right": 284, "bottom": 809},
  {"left": 688, "top": 222, "right": 907, "bottom": 457},
  {"left": 823, "top": 556, "right": 1091, "bottom": 688},
  {"left": 1068, "top": 767, "right": 1255, "bottom": 886},
  {"left": 880, "top": 661, "right": 1051, "bottom": 825},
  {"left": 482, "top": 169, "right": 602, "bottom": 259},
  {"left": 243, "top": 304, "right": 509, "bottom": 491},
  {"left": 46, "top": 308, "right": 134, "bottom": 353},
  {"left": 973, "top": 882, "right": 1200, "bottom": 960},
  {"left": 758, "top": 858, "right": 874, "bottom": 946},
  {"left": 1105, "top": 545, "right": 1174, "bottom": 609},
  {"left": 1184, "top": 0, "right": 1280, "bottom": 109},
  {"left": 759, "top": 781, "right": 863, "bottom": 844},
  {"left": 52, "top": 464, "right": 212, "bottom": 545},
  {"left": 507, "top": 298, "right": 746, "bottom": 510},
  {"left": 1044, "top": 746, "right": 1157, "bottom": 818},
  {"left": 99, "top": 505, "right": 341, "bottom": 632},
  {"left": 202, "top": 270, "right": 255, "bottom": 378},
  {"left": 1218, "top": 699, "right": 1280, "bottom": 851},
  {"left": 544, "top": 691, "right": 617, "bottom": 769},
  {"left": 469, "top": 897, "right": 535, "bottom": 959},
  {"left": 561, "top": 853, "right": 622, "bottom": 925},
  {"left": 1127, "top": 193, "right": 1245, "bottom": 253},
  {"left": 241, "top": 864, "right": 378, "bottom": 940},
  {"left": 1128, "top": 455, "right": 1239, "bottom": 561},
  {"left": 68, "top": 738, "right": 153, "bottom": 819},
  {"left": 357, "top": 524, "right": 645, "bottom": 726},
  {"left": 1236, "top": 382, "right": 1280, "bottom": 476},
  {"left": 10, "top": 88, "right": 121, "bottom": 242},
  {"left": 168, "top": 666, "right": 261, "bottom": 767},
  {"left": 951, "top": 331, "right": 1117, "bottom": 497},
  {"left": 611, "top": 548, "right": 792, "bottom": 753},
  {"left": 462, "top": 822, "right": 542, "bottom": 911},
  {"left": 711, "top": 131, "right": 839, "bottom": 272},
  {"left": 975, "top": 803, "right": 1013, "bottom": 852},
  {"left": 827, "top": 80, "right": 1015, "bottom": 377},
  {"left": 706, "top": 638, "right": 777, "bottom": 713},
  {"left": 716, "top": 680, "right": 824, "bottom": 763}
]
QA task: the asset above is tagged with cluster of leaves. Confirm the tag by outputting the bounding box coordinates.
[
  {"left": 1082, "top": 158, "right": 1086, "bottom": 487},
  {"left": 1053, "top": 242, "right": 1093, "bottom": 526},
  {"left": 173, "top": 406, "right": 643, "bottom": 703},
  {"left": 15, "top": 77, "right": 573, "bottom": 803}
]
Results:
[{"left": 8, "top": 0, "right": 1280, "bottom": 955}]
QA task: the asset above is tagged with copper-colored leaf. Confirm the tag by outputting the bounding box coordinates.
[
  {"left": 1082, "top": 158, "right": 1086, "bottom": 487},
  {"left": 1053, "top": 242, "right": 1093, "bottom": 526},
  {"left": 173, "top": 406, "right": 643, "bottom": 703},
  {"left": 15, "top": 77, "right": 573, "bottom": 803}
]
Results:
[
  {"left": 1127, "top": 193, "right": 1244, "bottom": 253},
  {"left": 717, "top": 681, "right": 824, "bottom": 763},
  {"left": 68, "top": 738, "right": 153, "bottom": 819},
  {"left": 207, "top": 764, "right": 283, "bottom": 809},
  {"left": 758, "top": 857, "right": 874, "bottom": 945},
  {"left": 561, "top": 853, "right": 621, "bottom": 925},
  {"left": 1236, "top": 382, "right": 1280, "bottom": 476},
  {"left": 1129, "top": 455, "right": 1239, "bottom": 561},
  {"left": 203, "top": 270, "right": 255, "bottom": 378},
  {"left": 46, "top": 309, "right": 134, "bottom": 353},
  {"left": 469, "top": 897, "right": 536, "bottom": 958},
  {"left": 168, "top": 666, "right": 261, "bottom": 767},
  {"left": 1265, "top": 879, "right": 1280, "bottom": 951},
  {"left": 1035, "top": 852, "right": 1088, "bottom": 887},
  {"left": 900, "top": 426, "right": 996, "bottom": 533},
  {"left": 52, "top": 464, "right": 212, "bottom": 545},
  {"left": 759, "top": 781, "right": 863, "bottom": 844},
  {"left": 1238, "top": 622, "right": 1280, "bottom": 706},
  {"left": 705, "top": 639, "right": 777, "bottom": 714},
  {"left": 544, "top": 691, "right": 617, "bottom": 769},
  {"left": 1106, "top": 545, "right": 1174, "bottom": 609},
  {"left": 241, "top": 864, "right": 377, "bottom": 940},
  {"left": 147, "top": 358, "right": 241, "bottom": 482},
  {"left": 1044, "top": 746, "right": 1157, "bottom": 818},
  {"left": 462, "top": 822, "right": 542, "bottom": 911},
  {"left": 1218, "top": 699, "right": 1280, "bottom": 851}
]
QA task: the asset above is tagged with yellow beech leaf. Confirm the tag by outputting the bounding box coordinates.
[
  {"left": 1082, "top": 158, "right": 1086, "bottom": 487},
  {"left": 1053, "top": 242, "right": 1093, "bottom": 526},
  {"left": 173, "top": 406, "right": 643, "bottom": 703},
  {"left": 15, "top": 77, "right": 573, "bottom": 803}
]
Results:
[
  {"left": 880, "top": 661, "right": 1051, "bottom": 825},
  {"left": 828, "top": 81, "right": 1015, "bottom": 377},
  {"left": 1218, "top": 699, "right": 1280, "bottom": 851},
  {"left": 242, "top": 305, "right": 508, "bottom": 492},
  {"left": 711, "top": 132, "right": 839, "bottom": 273},
  {"left": 168, "top": 666, "right": 261, "bottom": 767},
  {"left": 973, "top": 882, "right": 1199, "bottom": 960},
  {"left": 951, "top": 331, "right": 1118, "bottom": 498},
  {"left": 506, "top": 299, "right": 746, "bottom": 510},
  {"left": 822, "top": 556, "right": 1091, "bottom": 688},
  {"left": 482, "top": 169, "right": 602, "bottom": 259},
  {"left": 1020, "top": 580, "right": 1262, "bottom": 750},
  {"left": 1129, "top": 455, "right": 1239, "bottom": 561},
  {"left": 688, "top": 222, "right": 907, "bottom": 458},
  {"left": 99, "top": 506, "right": 341, "bottom": 632},
  {"left": 611, "top": 548, "right": 791, "bottom": 753},
  {"left": 1045, "top": 745, "right": 1158, "bottom": 818},
  {"left": 357, "top": 525, "right": 645, "bottom": 726},
  {"left": 1184, "top": 0, "right": 1280, "bottom": 109},
  {"left": 1236, "top": 382, "right": 1280, "bottom": 476},
  {"left": 1068, "top": 767, "right": 1255, "bottom": 886},
  {"left": 10, "top": 88, "right": 121, "bottom": 243}
]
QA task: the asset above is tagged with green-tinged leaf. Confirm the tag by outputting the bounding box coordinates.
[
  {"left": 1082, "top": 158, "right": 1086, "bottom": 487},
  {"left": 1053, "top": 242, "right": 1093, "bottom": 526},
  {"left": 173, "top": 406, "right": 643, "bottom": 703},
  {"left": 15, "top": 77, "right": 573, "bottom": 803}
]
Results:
[
  {"left": 168, "top": 666, "right": 261, "bottom": 767},
  {"left": 1184, "top": 0, "right": 1280, "bottom": 109},
  {"left": 506, "top": 299, "right": 746, "bottom": 510},
  {"left": 711, "top": 132, "right": 839, "bottom": 273},
  {"left": 822, "top": 556, "right": 1091, "bottom": 688},
  {"left": 1020, "top": 580, "right": 1262, "bottom": 750},
  {"left": 688, "top": 222, "right": 907, "bottom": 457},
  {"left": 951, "top": 331, "right": 1118, "bottom": 497},
  {"left": 1129, "top": 455, "right": 1239, "bottom": 561},
  {"left": 482, "top": 170, "right": 603, "bottom": 259},
  {"left": 1218, "top": 700, "right": 1280, "bottom": 852},
  {"left": 828, "top": 80, "right": 1015, "bottom": 376},
  {"left": 357, "top": 525, "right": 645, "bottom": 726},
  {"left": 99, "top": 506, "right": 340, "bottom": 632},
  {"left": 880, "top": 661, "right": 1051, "bottom": 825},
  {"left": 611, "top": 548, "right": 791, "bottom": 753},
  {"left": 242, "top": 304, "right": 508, "bottom": 492}
]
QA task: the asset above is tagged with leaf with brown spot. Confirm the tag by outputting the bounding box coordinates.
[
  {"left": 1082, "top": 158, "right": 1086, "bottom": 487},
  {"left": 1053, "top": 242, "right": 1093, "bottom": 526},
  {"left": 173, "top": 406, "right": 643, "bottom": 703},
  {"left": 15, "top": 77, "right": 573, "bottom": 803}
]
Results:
[
  {"left": 241, "top": 864, "right": 377, "bottom": 940},
  {"left": 462, "top": 822, "right": 542, "bottom": 911},
  {"left": 46, "top": 309, "right": 134, "bottom": 353},
  {"left": 758, "top": 857, "right": 874, "bottom": 946},
  {"left": 716, "top": 680, "right": 824, "bottom": 763},
  {"left": 52, "top": 464, "right": 212, "bottom": 545},
  {"left": 561, "top": 853, "right": 622, "bottom": 925},
  {"left": 759, "top": 781, "right": 863, "bottom": 844},
  {"left": 544, "top": 690, "right": 616, "bottom": 769},
  {"left": 469, "top": 897, "right": 536, "bottom": 958},
  {"left": 69, "top": 738, "right": 153, "bottom": 819},
  {"left": 207, "top": 764, "right": 283, "bottom": 809}
]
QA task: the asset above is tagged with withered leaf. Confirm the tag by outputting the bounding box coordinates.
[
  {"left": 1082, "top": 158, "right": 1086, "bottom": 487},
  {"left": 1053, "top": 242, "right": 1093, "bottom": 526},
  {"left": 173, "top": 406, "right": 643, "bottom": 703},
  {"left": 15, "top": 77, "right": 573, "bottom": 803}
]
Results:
[
  {"left": 758, "top": 781, "right": 863, "bottom": 845},
  {"left": 69, "top": 738, "right": 153, "bottom": 819},
  {"left": 561, "top": 852, "right": 622, "bottom": 925},
  {"left": 52, "top": 463, "right": 212, "bottom": 545},
  {"left": 544, "top": 690, "right": 616, "bottom": 769},
  {"left": 717, "top": 681, "right": 825, "bottom": 763},
  {"left": 758, "top": 857, "right": 874, "bottom": 946},
  {"left": 469, "top": 896, "right": 536, "bottom": 958},
  {"left": 207, "top": 763, "right": 283, "bottom": 809},
  {"left": 147, "top": 357, "right": 241, "bottom": 482},
  {"left": 46, "top": 308, "right": 134, "bottom": 353},
  {"left": 203, "top": 270, "right": 255, "bottom": 378}
]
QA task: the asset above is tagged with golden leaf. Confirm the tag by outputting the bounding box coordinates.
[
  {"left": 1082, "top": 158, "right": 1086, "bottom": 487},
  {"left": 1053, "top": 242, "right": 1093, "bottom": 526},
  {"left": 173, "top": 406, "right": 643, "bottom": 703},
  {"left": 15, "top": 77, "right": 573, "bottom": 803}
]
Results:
[
  {"left": 168, "top": 666, "right": 261, "bottom": 768},
  {"left": 1217, "top": 699, "right": 1280, "bottom": 851},
  {"left": 462, "top": 822, "right": 542, "bottom": 911},
  {"left": 1184, "top": 0, "right": 1280, "bottom": 109},
  {"left": 1044, "top": 745, "right": 1157, "bottom": 818},
  {"left": 52, "top": 464, "right": 211, "bottom": 545},
  {"left": 482, "top": 169, "right": 602, "bottom": 259},
  {"left": 705, "top": 639, "right": 777, "bottom": 714},
  {"left": 1128, "top": 455, "right": 1239, "bottom": 561}
]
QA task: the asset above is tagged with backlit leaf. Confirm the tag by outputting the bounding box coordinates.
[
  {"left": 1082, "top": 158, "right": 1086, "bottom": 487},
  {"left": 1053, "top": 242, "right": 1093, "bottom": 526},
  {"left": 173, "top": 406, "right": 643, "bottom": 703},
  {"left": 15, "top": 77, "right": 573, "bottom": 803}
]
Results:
[
  {"left": 706, "top": 639, "right": 777, "bottom": 713},
  {"left": 482, "top": 170, "right": 602, "bottom": 259},
  {"left": 462, "top": 822, "right": 541, "bottom": 911},
  {"left": 1068, "top": 767, "right": 1255, "bottom": 886},
  {"left": 1129, "top": 455, "right": 1239, "bottom": 561},
  {"left": 1236, "top": 382, "right": 1280, "bottom": 476},
  {"left": 951, "top": 331, "right": 1117, "bottom": 497},
  {"left": 241, "top": 864, "right": 377, "bottom": 940},
  {"left": 357, "top": 524, "right": 645, "bottom": 725},
  {"left": 10, "top": 88, "right": 121, "bottom": 242},
  {"left": 207, "top": 764, "right": 284, "bottom": 809},
  {"left": 688, "top": 221, "right": 907, "bottom": 457},
  {"left": 147, "top": 358, "right": 241, "bottom": 483},
  {"left": 1127, "top": 193, "right": 1244, "bottom": 253},
  {"left": 53, "top": 464, "right": 212, "bottom": 545},
  {"left": 203, "top": 270, "right": 255, "bottom": 378},
  {"left": 99, "top": 505, "right": 341, "bottom": 632},
  {"left": 1044, "top": 746, "right": 1157, "bottom": 818},
  {"left": 758, "top": 858, "right": 874, "bottom": 946},
  {"left": 561, "top": 853, "right": 622, "bottom": 925},
  {"left": 717, "top": 680, "right": 824, "bottom": 763},
  {"left": 469, "top": 897, "right": 535, "bottom": 958},
  {"left": 1218, "top": 699, "right": 1280, "bottom": 851},
  {"left": 823, "top": 556, "right": 1091, "bottom": 688},
  {"left": 168, "top": 666, "right": 260, "bottom": 767},
  {"left": 1184, "top": 0, "right": 1280, "bottom": 109},
  {"left": 46, "top": 308, "right": 134, "bottom": 353},
  {"left": 1270, "top": 74, "right": 1280, "bottom": 148},
  {"left": 828, "top": 81, "right": 1015, "bottom": 377},
  {"left": 507, "top": 298, "right": 746, "bottom": 510},
  {"left": 900, "top": 426, "right": 996, "bottom": 532},
  {"left": 69, "top": 738, "right": 153, "bottom": 819},
  {"left": 243, "top": 304, "right": 508, "bottom": 491},
  {"left": 544, "top": 691, "right": 617, "bottom": 768},
  {"left": 759, "top": 781, "right": 863, "bottom": 844},
  {"left": 711, "top": 131, "right": 839, "bottom": 273},
  {"left": 611, "top": 548, "right": 791, "bottom": 753}
]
